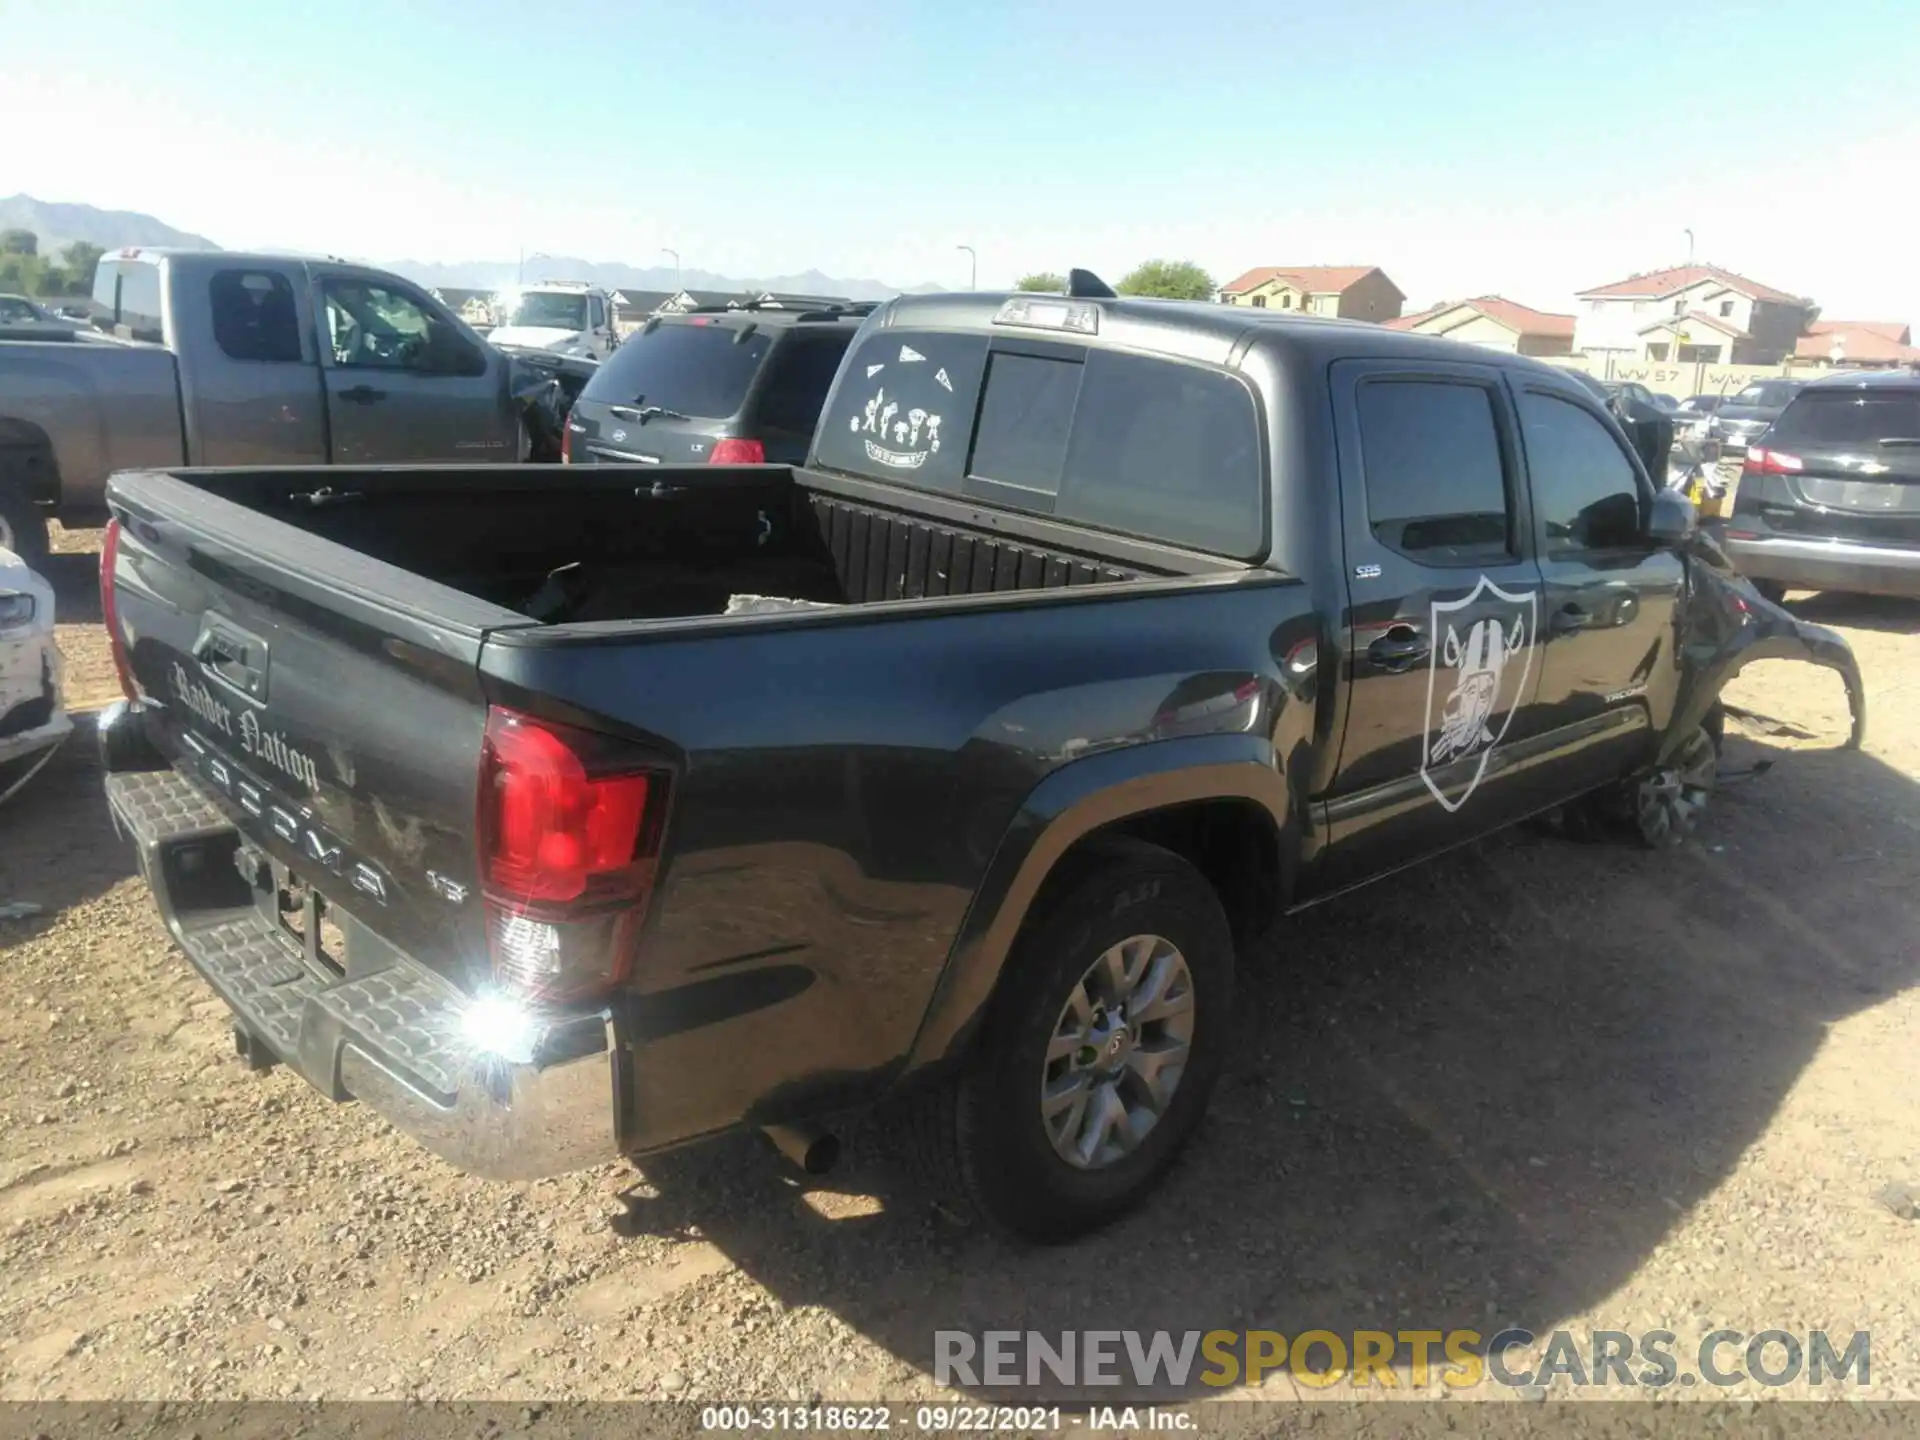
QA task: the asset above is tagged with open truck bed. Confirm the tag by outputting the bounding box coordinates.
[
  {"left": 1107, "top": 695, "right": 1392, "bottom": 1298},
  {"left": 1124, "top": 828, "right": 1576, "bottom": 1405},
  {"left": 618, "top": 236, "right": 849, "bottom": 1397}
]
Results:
[{"left": 99, "top": 459, "right": 1291, "bottom": 1183}]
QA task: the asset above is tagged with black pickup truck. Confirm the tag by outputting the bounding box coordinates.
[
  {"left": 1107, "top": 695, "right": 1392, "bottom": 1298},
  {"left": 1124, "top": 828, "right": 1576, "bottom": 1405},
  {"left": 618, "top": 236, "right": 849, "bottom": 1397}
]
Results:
[{"left": 97, "top": 281, "right": 1865, "bottom": 1242}]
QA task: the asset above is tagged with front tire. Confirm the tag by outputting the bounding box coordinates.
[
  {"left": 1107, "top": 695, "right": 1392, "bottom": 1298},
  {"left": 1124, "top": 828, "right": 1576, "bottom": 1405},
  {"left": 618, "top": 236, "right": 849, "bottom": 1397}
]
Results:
[{"left": 929, "top": 839, "right": 1236, "bottom": 1243}]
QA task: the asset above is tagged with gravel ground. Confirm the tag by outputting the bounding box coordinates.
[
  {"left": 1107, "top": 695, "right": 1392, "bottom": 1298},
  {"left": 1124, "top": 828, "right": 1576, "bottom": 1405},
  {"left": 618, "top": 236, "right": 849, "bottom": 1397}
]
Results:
[{"left": 5, "top": 526, "right": 1920, "bottom": 1413}]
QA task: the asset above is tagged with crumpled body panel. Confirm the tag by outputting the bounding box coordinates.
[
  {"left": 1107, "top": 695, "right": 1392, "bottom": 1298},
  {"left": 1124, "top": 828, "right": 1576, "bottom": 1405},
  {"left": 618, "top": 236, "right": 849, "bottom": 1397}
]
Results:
[{"left": 1659, "top": 528, "right": 1866, "bottom": 767}]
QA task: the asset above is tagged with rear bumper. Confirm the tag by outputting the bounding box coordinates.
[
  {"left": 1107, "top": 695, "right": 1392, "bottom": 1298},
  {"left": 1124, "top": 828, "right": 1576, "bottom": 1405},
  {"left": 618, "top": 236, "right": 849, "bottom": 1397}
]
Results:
[
  {"left": 1724, "top": 533, "right": 1920, "bottom": 599},
  {"left": 101, "top": 728, "right": 620, "bottom": 1181}
]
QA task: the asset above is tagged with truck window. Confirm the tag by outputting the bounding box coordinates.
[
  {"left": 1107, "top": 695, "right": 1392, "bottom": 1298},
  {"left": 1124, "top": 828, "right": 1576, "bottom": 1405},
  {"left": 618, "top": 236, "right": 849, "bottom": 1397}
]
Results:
[
  {"left": 969, "top": 353, "right": 1082, "bottom": 500},
  {"left": 756, "top": 334, "right": 855, "bottom": 433},
  {"left": 320, "top": 279, "right": 484, "bottom": 375},
  {"left": 210, "top": 270, "right": 302, "bottom": 363},
  {"left": 582, "top": 322, "right": 774, "bottom": 418},
  {"left": 1356, "top": 379, "right": 1512, "bottom": 564},
  {"left": 589, "top": 295, "right": 608, "bottom": 329},
  {"left": 1517, "top": 392, "right": 1645, "bottom": 553},
  {"left": 92, "top": 259, "right": 165, "bottom": 342},
  {"left": 817, "top": 331, "right": 1264, "bottom": 557},
  {"left": 814, "top": 331, "right": 990, "bottom": 495},
  {"left": 1058, "top": 350, "right": 1264, "bottom": 559}
]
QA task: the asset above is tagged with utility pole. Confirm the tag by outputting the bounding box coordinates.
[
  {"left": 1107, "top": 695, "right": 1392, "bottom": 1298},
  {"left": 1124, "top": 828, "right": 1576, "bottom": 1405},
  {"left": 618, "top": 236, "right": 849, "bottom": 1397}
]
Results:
[
  {"left": 662, "top": 248, "right": 681, "bottom": 292},
  {"left": 1684, "top": 228, "right": 1695, "bottom": 267},
  {"left": 957, "top": 244, "right": 976, "bottom": 290}
]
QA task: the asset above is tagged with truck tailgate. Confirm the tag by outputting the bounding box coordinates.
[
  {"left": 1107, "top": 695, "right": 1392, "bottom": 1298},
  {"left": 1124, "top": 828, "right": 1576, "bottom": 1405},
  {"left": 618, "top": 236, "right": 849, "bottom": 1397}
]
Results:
[{"left": 105, "top": 471, "right": 529, "bottom": 992}]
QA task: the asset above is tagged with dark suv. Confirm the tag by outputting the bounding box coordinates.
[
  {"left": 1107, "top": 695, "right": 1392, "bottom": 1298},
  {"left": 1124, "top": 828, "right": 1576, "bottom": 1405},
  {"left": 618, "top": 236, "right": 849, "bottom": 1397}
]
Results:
[
  {"left": 1724, "top": 370, "right": 1920, "bottom": 602},
  {"left": 562, "top": 302, "right": 873, "bottom": 468}
]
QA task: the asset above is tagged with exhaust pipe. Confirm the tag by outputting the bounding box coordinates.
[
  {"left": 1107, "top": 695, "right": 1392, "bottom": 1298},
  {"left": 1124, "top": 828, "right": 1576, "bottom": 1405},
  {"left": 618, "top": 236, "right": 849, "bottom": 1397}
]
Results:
[{"left": 763, "top": 1122, "right": 840, "bottom": 1176}]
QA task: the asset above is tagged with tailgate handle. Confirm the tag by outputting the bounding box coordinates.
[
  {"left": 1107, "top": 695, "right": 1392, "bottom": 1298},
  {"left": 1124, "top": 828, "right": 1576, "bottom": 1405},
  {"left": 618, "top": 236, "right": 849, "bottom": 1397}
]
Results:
[{"left": 192, "top": 620, "right": 268, "bottom": 700}]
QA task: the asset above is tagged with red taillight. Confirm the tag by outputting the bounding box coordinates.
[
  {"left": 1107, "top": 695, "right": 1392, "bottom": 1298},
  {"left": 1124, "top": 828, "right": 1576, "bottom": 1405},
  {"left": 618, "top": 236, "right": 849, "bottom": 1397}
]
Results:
[
  {"left": 708, "top": 437, "right": 765, "bottom": 465},
  {"left": 560, "top": 423, "right": 574, "bottom": 463},
  {"left": 1744, "top": 446, "right": 1803, "bottom": 476},
  {"left": 99, "top": 518, "right": 139, "bottom": 701},
  {"left": 477, "top": 707, "right": 670, "bottom": 999}
]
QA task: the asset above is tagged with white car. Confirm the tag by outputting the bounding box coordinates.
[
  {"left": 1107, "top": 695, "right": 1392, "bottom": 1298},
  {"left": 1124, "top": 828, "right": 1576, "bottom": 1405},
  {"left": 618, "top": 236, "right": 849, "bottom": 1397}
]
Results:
[{"left": 0, "top": 546, "right": 71, "bottom": 806}]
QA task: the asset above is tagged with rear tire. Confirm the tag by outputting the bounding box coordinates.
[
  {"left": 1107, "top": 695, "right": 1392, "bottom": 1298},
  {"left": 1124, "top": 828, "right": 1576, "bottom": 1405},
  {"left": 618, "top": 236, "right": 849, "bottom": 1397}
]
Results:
[
  {"left": 910, "top": 839, "right": 1236, "bottom": 1243},
  {"left": 0, "top": 481, "right": 50, "bottom": 569}
]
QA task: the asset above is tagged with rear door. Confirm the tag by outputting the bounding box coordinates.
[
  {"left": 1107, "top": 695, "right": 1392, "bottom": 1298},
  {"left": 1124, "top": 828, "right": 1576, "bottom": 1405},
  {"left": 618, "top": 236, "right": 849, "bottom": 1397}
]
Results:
[
  {"left": 1751, "top": 385, "right": 1920, "bottom": 550},
  {"left": 568, "top": 317, "right": 774, "bottom": 465},
  {"left": 1512, "top": 380, "right": 1684, "bottom": 798},
  {"left": 173, "top": 261, "right": 329, "bottom": 467},
  {"left": 1322, "top": 359, "right": 1548, "bottom": 887},
  {"left": 311, "top": 268, "right": 515, "bottom": 462}
]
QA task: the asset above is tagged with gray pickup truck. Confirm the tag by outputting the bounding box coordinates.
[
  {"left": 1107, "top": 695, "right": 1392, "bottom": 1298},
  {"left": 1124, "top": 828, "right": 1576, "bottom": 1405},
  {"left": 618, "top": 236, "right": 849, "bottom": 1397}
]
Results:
[{"left": 0, "top": 249, "right": 534, "bottom": 564}]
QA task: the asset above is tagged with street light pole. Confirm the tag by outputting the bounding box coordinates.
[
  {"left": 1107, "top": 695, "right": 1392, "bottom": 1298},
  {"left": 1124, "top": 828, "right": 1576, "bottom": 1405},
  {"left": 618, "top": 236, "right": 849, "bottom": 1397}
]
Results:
[
  {"left": 957, "top": 244, "right": 976, "bottom": 290},
  {"left": 662, "top": 248, "right": 681, "bottom": 291}
]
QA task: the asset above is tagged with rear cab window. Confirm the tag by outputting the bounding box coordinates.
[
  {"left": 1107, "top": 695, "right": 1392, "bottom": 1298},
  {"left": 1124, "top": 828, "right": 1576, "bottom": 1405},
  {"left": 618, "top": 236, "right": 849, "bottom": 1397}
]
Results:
[
  {"left": 813, "top": 328, "right": 1266, "bottom": 559},
  {"left": 581, "top": 319, "right": 773, "bottom": 418},
  {"left": 92, "top": 255, "right": 166, "bottom": 342}
]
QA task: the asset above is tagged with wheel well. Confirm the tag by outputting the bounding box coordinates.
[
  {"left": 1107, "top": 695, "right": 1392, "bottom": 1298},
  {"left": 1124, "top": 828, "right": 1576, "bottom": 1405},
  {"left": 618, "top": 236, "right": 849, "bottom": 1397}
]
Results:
[
  {"left": 1033, "top": 799, "right": 1283, "bottom": 951},
  {"left": 0, "top": 418, "right": 60, "bottom": 506}
]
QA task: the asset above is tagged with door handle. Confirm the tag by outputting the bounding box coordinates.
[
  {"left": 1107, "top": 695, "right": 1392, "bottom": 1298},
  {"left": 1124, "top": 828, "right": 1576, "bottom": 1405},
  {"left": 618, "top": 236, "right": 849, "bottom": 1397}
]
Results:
[
  {"left": 339, "top": 385, "right": 387, "bottom": 404},
  {"left": 1366, "top": 626, "right": 1431, "bottom": 673}
]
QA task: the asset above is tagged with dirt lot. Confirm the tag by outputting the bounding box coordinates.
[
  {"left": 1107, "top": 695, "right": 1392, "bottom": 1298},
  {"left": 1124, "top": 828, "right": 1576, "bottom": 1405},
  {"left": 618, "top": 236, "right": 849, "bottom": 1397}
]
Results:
[{"left": 5, "top": 525, "right": 1920, "bottom": 1408}]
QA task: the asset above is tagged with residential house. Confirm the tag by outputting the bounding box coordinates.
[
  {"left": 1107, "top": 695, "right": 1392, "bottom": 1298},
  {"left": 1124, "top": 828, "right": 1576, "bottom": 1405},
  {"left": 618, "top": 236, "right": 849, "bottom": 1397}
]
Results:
[
  {"left": 1384, "top": 295, "right": 1575, "bottom": 357},
  {"left": 1793, "top": 320, "right": 1919, "bottom": 370},
  {"left": 1573, "top": 264, "right": 1815, "bottom": 365},
  {"left": 1218, "top": 265, "right": 1405, "bottom": 322}
]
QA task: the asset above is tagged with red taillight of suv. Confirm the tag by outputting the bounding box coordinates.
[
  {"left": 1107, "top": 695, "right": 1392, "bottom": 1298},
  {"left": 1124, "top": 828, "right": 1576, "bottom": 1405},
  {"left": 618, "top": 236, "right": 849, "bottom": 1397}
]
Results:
[
  {"left": 477, "top": 707, "right": 671, "bottom": 1001},
  {"left": 708, "top": 437, "right": 765, "bottom": 465},
  {"left": 1744, "top": 446, "right": 1803, "bottom": 476},
  {"left": 99, "top": 517, "right": 139, "bottom": 701}
]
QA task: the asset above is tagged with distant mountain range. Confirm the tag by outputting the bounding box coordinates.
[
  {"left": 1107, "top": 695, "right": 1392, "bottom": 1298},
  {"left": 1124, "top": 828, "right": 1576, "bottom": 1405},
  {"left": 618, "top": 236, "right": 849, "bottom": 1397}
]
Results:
[
  {"left": 382, "top": 258, "right": 943, "bottom": 304},
  {"left": 0, "top": 195, "right": 941, "bottom": 301},
  {"left": 0, "top": 194, "right": 220, "bottom": 255}
]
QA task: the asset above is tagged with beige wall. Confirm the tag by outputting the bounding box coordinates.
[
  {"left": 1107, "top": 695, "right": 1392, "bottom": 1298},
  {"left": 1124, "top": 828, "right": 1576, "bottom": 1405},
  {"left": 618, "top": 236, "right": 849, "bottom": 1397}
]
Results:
[{"left": 1536, "top": 353, "right": 1836, "bottom": 397}]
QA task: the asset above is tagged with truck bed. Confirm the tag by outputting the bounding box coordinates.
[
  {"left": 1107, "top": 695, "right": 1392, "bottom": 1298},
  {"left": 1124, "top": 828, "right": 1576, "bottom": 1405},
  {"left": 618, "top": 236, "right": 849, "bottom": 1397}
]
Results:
[{"left": 133, "top": 463, "right": 1227, "bottom": 627}]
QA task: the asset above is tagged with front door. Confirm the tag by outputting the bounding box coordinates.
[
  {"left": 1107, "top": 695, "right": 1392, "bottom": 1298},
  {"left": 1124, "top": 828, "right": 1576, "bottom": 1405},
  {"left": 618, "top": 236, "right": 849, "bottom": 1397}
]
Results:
[
  {"left": 1511, "top": 379, "right": 1686, "bottom": 799},
  {"left": 314, "top": 271, "right": 513, "bottom": 463},
  {"left": 1319, "top": 359, "right": 1550, "bottom": 890}
]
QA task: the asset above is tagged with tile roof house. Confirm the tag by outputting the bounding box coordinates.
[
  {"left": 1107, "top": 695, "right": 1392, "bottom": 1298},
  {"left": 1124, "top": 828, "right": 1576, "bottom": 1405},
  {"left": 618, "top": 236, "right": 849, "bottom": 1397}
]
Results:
[
  {"left": 1794, "top": 320, "right": 1920, "bottom": 369},
  {"left": 1219, "top": 265, "right": 1405, "bottom": 322},
  {"left": 1384, "top": 295, "right": 1576, "bottom": 356},
  {"left": 1573, "top": 263, "right": 1815, "bottom": 365}
]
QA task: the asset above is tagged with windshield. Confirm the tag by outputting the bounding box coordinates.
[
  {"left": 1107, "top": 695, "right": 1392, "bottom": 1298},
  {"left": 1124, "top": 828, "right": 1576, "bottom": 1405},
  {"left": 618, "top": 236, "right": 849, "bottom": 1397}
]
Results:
[
  {"left": 579, "top": 320, "right": 772, "bottom": 417},
  {"left": 507, "top": 292, "right": 589, "bottom": 331},
  {"left": 1732, "top": 382, "right": 1798, "bottom": 408}
]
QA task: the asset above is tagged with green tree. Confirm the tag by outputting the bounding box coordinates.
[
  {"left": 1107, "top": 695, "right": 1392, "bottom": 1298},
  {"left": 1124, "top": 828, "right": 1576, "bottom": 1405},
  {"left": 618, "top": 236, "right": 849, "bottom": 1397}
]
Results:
[
  {"left": 1116, "top": 259, "right": 1214, "bottom": 301},
  {"left": 0, "top": 229, "right": 38, "bottom": 257},
  {"left": 60, "top": 241, "right": 105, "bottom": 293},
  {"left": 1015, "top": 271, "right": 1066, "bottom": 293}
]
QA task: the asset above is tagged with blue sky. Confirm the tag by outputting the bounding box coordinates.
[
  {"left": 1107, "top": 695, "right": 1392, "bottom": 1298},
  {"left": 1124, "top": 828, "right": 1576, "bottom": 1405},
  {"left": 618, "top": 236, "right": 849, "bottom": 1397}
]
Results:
[{"left": 7, "top": 0, "right": 1919, "bottom": 320}]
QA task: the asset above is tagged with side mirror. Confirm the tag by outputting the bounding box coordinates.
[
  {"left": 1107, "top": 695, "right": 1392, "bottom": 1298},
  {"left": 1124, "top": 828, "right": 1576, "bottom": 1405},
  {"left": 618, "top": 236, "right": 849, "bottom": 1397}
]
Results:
[{"left": 1647, "top": 487, "right": 1696, "bottom": 547}]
